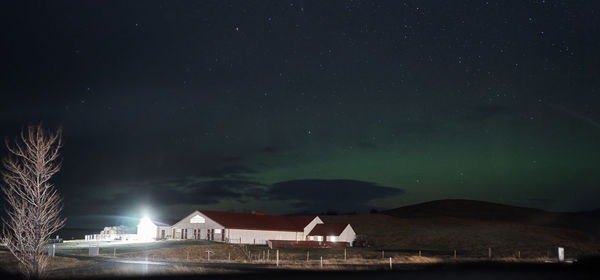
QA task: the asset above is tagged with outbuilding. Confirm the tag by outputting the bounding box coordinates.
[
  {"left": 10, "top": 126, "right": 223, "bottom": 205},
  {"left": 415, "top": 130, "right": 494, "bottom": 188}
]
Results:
[
  {"left": 136, "top": 216, "right": 158, "bottom": 241},
  {"left": 307, "top": 223, "right": 356, "bottom": 244}
]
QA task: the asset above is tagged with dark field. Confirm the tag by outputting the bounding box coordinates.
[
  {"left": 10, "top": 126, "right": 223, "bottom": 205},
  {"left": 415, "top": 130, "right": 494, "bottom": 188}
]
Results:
[
  {"left": 2, "top": 200, "right": 599, "bottom": 278},
  {"left": 321, "top": 200, "right": 600, "bottom": 258},
  {"left": 1, "top": 255, "right": 600, "bottom": 280}
]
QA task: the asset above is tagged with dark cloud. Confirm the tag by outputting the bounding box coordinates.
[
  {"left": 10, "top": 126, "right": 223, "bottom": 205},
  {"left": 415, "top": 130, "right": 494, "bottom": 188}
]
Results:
[
  {"left": 68, "top": 178, "right": 403, "bottom": 218},
  {"left": 73, "top": 178, "right": 264, "bottom": 212},
  {"left": 527, "top": 198, "right": 552, "bottom": 204},
  {"left": 208, "top": 165, "right": 258, "bottom": 178},
  {"left": 266, "top": 179, "right": 404, "bottom": 213}
]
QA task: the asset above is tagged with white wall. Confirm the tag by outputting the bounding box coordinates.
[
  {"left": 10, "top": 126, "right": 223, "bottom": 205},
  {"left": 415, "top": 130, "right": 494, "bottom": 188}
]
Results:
[
  {"left": 157, "top": 226, "right": 171, "bottom": 239},
  {"left": 303, "top": 217, "right": 324, "bottom": 239},
  {"left": 137, "top": 218, "right": 158, "bottom": 240},
  {"left": 306, "top": 225, "right": 356, "bottom": 245},
  {"left": 338, "top": 225, "right": 357, "bottom": 245},
  {"left": 172, "top": 211, "right": 225, "bottom": 240},
  {"left": 308, "top": 235, "right": 323, "bottom": 241},
  {"left": 167, "top": 211, "right": 329, "bottom": 243},
  {"left": 228, "top": 229, "right": 300, "bottom": 245}
]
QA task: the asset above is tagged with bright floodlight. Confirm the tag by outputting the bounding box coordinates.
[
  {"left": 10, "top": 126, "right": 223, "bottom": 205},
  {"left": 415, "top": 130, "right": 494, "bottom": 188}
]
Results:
[{"left": 137, "top": 216, "right": 157, "bottom": 241}]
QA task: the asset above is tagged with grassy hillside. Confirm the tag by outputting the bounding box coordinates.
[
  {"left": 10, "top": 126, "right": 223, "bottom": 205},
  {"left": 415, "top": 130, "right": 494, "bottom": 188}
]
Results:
[
  {"left": 382, "top": 199, "right": 600, "bottom": 233},
  {"left": 320, "top": 200, "right": 600, "bottom": 258}
]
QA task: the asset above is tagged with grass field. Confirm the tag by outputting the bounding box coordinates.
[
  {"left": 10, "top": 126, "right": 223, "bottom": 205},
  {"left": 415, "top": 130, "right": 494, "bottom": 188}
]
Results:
[
  {"left": 320, "top": 200, "right": 600, "bottom": 259},
  {"left": 0, "top": 240, "right": 563, "bottom": 278}
]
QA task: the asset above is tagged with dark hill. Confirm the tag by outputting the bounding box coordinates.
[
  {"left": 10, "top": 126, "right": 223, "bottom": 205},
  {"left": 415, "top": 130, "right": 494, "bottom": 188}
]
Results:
[
  {"left": 382, "top": 199, "right": 600, "bottom": 234},
  {"left": 382, "top": 199, "right": 548, "bottom": 221},
  {"left": 320, "top": 199, "right": 600, "bottom": 257}
]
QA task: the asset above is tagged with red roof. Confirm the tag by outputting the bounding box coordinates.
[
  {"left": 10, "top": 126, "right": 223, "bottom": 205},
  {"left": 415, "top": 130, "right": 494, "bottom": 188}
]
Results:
[
  {"left": 198, "top": 210, "right": 317, "bottom": 232},
  {"left": 286, "top": 215, "right": 320, "bottom": 230},
  {"left": 308, "top": 223, "right": 349, "bottom": 236}
]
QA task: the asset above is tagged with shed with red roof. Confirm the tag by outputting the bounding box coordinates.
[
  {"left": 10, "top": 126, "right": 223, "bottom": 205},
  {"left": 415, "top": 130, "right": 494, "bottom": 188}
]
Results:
[{"left": 307, "top": 223, "right": 356, "bottom": 243}]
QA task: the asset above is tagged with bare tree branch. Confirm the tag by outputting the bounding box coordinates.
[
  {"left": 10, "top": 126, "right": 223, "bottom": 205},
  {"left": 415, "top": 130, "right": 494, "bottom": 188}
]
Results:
[{"left": 1, "top": 124, "right": 66, "bottom": 278}]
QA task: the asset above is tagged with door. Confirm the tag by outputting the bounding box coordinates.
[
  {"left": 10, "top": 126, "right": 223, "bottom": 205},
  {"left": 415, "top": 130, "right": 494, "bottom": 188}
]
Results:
[{"left": 161, "top": 230, "right": 165, "bottom": 239}]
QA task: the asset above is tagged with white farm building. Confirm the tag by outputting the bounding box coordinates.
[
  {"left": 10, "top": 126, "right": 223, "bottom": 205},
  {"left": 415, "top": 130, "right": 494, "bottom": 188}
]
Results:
[
  {"left": 138, "top": 209, "right": 356, "bottom": 246},
  {"left": 307, "top": 223, "right": 356, "bottom": 243}
]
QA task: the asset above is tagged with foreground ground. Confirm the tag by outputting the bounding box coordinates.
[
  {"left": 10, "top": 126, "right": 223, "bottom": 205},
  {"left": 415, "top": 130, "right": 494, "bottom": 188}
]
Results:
[
  {"left": 1, "top": 240, "right": 599, "bottom": 279},
  {"left": 2, "top": 200, "right": 599, "bottom": 278}
]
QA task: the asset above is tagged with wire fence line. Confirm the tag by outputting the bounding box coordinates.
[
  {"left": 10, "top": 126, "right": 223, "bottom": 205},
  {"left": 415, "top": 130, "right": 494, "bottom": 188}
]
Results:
[{"left": 44, "top": 244, "right": 581, "bottom": 265}]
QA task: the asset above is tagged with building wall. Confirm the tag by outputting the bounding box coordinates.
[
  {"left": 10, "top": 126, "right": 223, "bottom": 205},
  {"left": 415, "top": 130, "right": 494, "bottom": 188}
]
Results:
[
  {"left": 137, "top": 218, "right": 158, "bottom": 240},
  {"left": 303, "top": 217, "right": 324, "bottom": 239},
  {"left": 306, "top": 225, "right": 357, "bottom": 244},
  {"left": 338, "top": 225, "right": 357, "bottom": 245},
  {"left": 171, "top": 211, "right": 225, "bottom": 240},
  {"left": 169, "top": 211, "right": 341, "bottom": 244},
  {"left": 228, "top": 229, "right": 300, "bottom": 245},
  {"left": 308, "top": 235, "right": 323, "bottom": 241},
  {"left": 157, "top": 226, "right": 171, "bottom": 239}
]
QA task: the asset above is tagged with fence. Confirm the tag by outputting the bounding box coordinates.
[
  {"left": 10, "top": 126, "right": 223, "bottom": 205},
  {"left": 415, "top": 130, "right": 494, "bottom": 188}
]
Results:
[
  {"left": 268, "top": 240, "right": 350, "bottom": 249},
  {"left": 84, "top": 233, "right": 137, "bottom": 241},
  {"left": 42, "top": 240, "right": 582, "bottom": 270}
]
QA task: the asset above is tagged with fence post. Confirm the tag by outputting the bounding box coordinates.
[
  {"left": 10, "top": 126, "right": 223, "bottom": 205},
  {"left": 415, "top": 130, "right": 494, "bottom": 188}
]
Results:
[
  {"left": 389, "top": 257, "right": 392, "bottom": 270},
  {"left": 418, "top": 250, "right": 421, "bottom": 257},
  {"left": 344, "top": 248, "right": 347, "bottom": 261},
  {"left": 488, "top": 248, "right": 491, "bottom": 259},
  {"left": 454, "top": 250, "right": 456, "bottom": 259},
  {"left": 48, "top": 244, "right": 56, "bottom": 257},
  {"left": 228, "top": 252, "right": 231, "bottom": 261},
  {"left": 267, "top": 250, "right": 270, "bottom": 261},
  {"left": 382, "top": 250, "right": 384, "bottom": 259},
  {"left": 518, "top": 251, "right": 520, "bottom": 259},
  {"left": 558, "top": 247, "right": 564, "bottom": 262},
  {"left": 276, "top": 250, "right": 279, "bottom": 266},
  {"left": 113, "top": 248, "right": 116, "bottom": 257},
  {"left": 307, "top": 250, "right": 309, "bottom": 261},
  {"left": 320, "top": 256, "right": 323, "bottom": 268}
]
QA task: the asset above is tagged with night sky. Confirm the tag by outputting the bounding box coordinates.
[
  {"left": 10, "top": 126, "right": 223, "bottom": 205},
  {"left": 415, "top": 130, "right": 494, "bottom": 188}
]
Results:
[{"left": 1, "top": 1, "right": 599, "bottom": 229}]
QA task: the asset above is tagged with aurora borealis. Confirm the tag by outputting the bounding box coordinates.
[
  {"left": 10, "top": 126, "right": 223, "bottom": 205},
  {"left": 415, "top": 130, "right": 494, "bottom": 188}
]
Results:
[{"left": 1, "top": 1, "right": 599, "bottom": 227}]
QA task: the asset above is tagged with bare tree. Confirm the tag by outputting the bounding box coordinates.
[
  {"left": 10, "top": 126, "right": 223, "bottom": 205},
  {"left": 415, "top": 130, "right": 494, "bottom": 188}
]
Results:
[{"left": 1, "top": 125, "right": 66, "bottom": 278}]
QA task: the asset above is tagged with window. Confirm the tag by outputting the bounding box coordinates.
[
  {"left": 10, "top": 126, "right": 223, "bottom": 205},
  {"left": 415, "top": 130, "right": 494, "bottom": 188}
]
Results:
[{"left": 214, "top": 229, "right": 222, "bottom": 234}]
